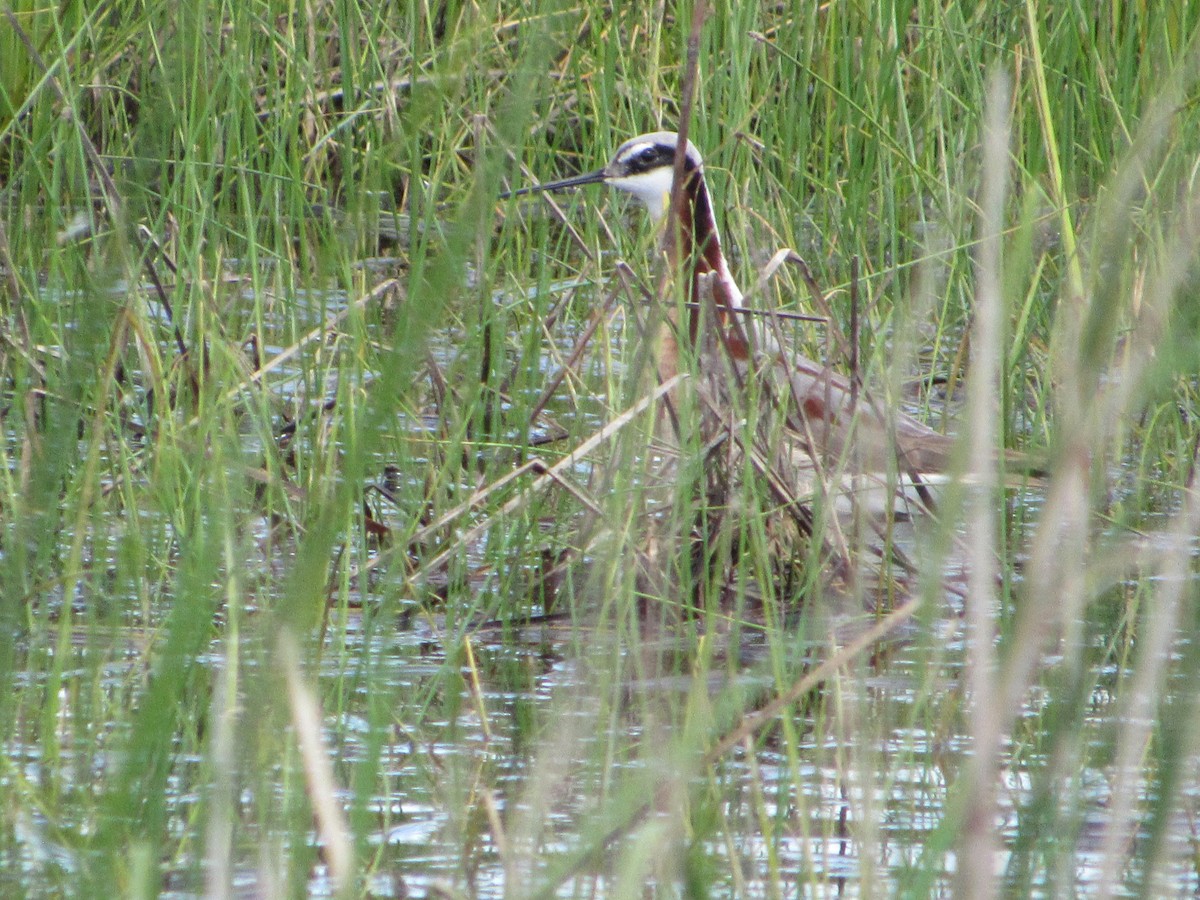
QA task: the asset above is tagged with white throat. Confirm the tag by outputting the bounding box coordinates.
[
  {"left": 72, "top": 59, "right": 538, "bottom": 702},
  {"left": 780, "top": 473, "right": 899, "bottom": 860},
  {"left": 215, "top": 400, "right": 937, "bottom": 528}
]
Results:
[{"left": 606, "top": 167, "right": 677, "bottom": 222}]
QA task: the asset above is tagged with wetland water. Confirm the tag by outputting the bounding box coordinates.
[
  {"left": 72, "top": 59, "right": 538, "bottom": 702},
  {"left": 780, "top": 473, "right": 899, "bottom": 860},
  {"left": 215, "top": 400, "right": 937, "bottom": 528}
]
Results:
[
  {"left": 5, "top": 278, "right": 1197, "bottom": 898},
  {"left": 10, "top": 592, "right": 1180, "bottom": 897}
]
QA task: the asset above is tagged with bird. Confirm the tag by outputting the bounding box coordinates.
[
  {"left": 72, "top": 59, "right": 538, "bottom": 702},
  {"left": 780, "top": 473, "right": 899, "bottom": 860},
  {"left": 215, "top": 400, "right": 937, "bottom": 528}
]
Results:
[
  {"left": 505, "top": 132, "right": 747, "bottom": 356},
  {"left": 504, "top": 131, "right": 1033, "bottom": 498}
]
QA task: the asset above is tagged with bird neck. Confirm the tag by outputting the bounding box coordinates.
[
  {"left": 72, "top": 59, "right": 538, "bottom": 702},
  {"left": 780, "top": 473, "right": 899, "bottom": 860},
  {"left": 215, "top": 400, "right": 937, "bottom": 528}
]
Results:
[{"left": 663, "top": 168, "right": 749, "bottom": 359}]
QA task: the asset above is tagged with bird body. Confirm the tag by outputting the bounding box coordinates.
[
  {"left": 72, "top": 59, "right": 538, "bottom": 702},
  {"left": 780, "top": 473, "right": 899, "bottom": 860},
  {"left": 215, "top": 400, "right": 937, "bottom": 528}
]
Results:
[{"left": 508, "top": 131, "right": 1029, "bottom": 493}]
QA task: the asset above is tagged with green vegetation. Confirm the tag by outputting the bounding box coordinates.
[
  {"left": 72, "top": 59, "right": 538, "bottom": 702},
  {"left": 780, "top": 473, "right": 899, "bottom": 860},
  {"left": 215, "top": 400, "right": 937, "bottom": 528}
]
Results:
[{"left": 2, "top": 1, "right": 1199, "bottom": 896}]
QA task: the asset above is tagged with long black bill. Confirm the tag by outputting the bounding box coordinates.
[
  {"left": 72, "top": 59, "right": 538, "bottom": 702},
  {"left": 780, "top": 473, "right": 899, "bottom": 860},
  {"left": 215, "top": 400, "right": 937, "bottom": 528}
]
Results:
[{"left": 500, "top": 168, "right": 607, "bottom": 199}]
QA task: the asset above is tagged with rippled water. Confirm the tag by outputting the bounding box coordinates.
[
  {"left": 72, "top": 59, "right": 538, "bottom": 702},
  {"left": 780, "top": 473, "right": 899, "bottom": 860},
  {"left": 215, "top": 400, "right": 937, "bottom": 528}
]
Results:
[{"left": 6, "top": 278, "right": 1199, "bottom": 898}]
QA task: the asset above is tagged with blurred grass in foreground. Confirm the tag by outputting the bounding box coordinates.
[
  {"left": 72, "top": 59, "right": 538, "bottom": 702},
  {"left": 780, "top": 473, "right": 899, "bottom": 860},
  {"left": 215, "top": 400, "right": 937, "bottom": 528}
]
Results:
[{"left": 0, "top": 1, "right": 1199, "bottom": 896}]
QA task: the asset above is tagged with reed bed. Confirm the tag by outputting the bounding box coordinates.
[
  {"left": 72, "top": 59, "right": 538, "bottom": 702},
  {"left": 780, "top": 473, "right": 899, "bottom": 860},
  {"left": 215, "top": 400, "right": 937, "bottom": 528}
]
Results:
[{"left": 2, "top": 1, "right": 1199, "bottom": 896}]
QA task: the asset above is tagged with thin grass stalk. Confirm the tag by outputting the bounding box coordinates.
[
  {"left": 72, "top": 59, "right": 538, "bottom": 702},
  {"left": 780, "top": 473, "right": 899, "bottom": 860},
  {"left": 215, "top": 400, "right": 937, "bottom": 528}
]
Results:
[
  {"left": 1002, "top": 28, "right": 1200, "bottom": 725},
  {"left": 202, "top": 646, "right": 236, "bottom": 900},
  {"left": 1097, "top": 443, "right": 1200, "bottom": 897},
  {"left": 3, "top": 3, "right": 1200, "bottom": 895},
  {"left": 279, "top": 629, "right": 354, "bottom": 896},
  {"left": 1091, "top": 185, "right": 1200, "bottom": 900},
  {"left": 1020, "top": 0, "right": 1084, "bottom": 309},
  {"left": 957, "top": 69, "right": 1012, "bottom": 900}
]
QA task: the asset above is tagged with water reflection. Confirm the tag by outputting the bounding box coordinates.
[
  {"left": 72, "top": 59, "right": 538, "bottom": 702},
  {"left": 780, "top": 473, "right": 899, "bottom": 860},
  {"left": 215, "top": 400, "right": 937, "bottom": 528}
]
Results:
[{"left": 7, "top": 276, "right": 1200, "bottom": 899}]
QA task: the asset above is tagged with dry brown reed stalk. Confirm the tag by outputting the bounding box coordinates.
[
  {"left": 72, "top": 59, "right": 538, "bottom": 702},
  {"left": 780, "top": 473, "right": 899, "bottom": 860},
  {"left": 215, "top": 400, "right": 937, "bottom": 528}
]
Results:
[
  {"left": 519, "top": 279, "right": 625, "bottom": 428},
  {"left": 687, "top": 297, "right": 833, "bottom": 584},
  {"left": 525, "top": 593, "right": 924, "bottom": 899},
  {"left": 219, "top": 277, "right": 401, "bottom": 406},
  {"left": 598, "top": 0, "right": 721, "bottom": 620},
  {"left": 355, "top": 375, "right": 685, "bottom": 586}
]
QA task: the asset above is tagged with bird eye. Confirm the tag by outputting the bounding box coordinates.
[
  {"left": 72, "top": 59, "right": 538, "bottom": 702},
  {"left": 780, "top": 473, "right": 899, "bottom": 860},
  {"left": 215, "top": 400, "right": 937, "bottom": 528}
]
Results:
[{"left": 639, "top": 146, "right": 659, "bottom": 163}]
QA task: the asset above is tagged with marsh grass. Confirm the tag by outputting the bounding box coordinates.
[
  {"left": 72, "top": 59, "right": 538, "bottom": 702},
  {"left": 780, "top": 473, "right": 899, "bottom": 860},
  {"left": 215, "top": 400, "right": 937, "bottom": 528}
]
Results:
[{"left": 2, "top": 1, "right": 1200, "bottom": 896}]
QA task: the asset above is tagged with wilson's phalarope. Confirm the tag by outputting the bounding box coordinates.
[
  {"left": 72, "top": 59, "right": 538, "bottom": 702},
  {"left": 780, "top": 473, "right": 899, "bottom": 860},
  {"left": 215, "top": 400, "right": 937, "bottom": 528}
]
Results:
[{"left": 507, "top": 131, "right": 1032, "bottom": 482}]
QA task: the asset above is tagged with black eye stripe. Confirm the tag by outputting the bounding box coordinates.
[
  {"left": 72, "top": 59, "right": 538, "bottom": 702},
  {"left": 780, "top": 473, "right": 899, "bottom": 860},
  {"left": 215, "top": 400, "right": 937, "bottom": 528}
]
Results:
[
  {"left": 607, "top": 133, "right": 704, "bottom": 178},
  {"left": 620, "top": 144, "right": 672, "bottom": 173},
  {"left": 610, "top": 135, "right": 705, "bottom": 178}
]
